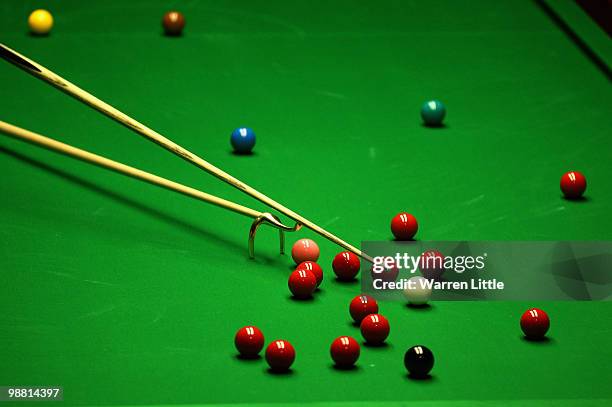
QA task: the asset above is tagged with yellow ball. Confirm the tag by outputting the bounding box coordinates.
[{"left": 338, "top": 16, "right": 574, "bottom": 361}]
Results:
[{"left": 28, "top": 9, "right": 54, "bottom": 35}]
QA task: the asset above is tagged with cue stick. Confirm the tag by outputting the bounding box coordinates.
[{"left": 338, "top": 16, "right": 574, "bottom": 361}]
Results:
[
  {"left": 0, "top": 120, "right": 297, "bottom": 258},
  {"left": 0, "top": 119, "right": 258, "bottom": 219},
  {"left": 0, "top": 43, "right": 371, "bottom": 262}
]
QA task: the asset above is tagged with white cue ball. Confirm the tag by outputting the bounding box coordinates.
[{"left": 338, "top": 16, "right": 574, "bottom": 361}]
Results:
[{"left": 403, "top": 276, "right": 432, "bottom": 305}]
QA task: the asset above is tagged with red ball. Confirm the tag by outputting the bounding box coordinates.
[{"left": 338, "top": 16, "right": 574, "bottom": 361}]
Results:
[
  {"left": 291, "top": 238, "right": 320, "bottom": 264},
  {"left": 265, "top": 339, "right": 295, "bottom": 371},
  {"left": 370, "top": 261, "right": 399, "bottom": 283},
  {"left": 520, "top": 308, "right": 550, "bottom": 339},
  {"left": 330, "top": 336, "right": 360, "bottom": 368},
  {"left": 391, "top": 212, "right": 418, "bottom": 240},
  {"left": 332, "top": 251, "right": 361, "bottom": 281},
  {"left": 295, "top": 261, "right": 323, "bottom": 287},
  {"left": 560, "top": 171, "right": 586, "bottom": 199},
  {"left": 360, "top": 314, "right": 390, "bottom": 345},
  {"left": 288, "top": 269, "right": 317, "bottom": 299},
  {"left": 349, "top": 295, "right": 379, "bottom": 323},
  {"left": 234, "top": 326, "right": 265, "bottom": 357},
  {"left": 162, "top": 11, "right": 185, "bottom": 36},
  {"left": 419, "top": 250, "right": 445, "bottom": 279}
]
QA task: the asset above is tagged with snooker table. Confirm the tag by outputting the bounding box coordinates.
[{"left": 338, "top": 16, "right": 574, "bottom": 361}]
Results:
[{"left": 1, "top": 0, "right": 612, "bottom": 405}]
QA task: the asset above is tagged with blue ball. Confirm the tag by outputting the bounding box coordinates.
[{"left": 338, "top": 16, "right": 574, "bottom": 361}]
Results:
[
  {"left": 230, "top": 127, "right": 256, "bottom": 153},
  {"left": 420, "top": 100, "right": 446, "bottom": 126}
]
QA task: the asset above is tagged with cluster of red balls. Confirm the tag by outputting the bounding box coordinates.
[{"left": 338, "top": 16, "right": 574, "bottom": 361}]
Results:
[
  {"left": 286, "top": 213, "right": 419, "bottom": 300},
  {"left": 234, "top": 294, "right": 391, "bottom": 371},
  {"left": 233, "top": 326, "right": 295, "bottom": 371},
  {"left": 287, "top": 238, "right": 362, "bottom": 300},
  {"left": 234, "top": 190, "right": 558, "bottom": 372},
  {"left": 235, "top": 303, "right": 549, "bottom": 372}
]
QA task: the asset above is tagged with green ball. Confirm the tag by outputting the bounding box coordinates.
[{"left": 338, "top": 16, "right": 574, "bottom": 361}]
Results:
[{"left": 421, "top": 100, "right": 446, "bottom": 127}]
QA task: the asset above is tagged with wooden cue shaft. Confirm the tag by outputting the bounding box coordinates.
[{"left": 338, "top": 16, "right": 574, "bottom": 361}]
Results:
[
  {"left": 0, "top": 120, "right": 260, "bottom": 219},
  {"left": 0, "top": 43, "right": 369, "bottom": 261}
]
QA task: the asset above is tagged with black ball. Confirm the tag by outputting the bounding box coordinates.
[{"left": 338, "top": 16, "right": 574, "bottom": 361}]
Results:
[{"left": 404, "top": 345, "right": 434, "bottom": 377}]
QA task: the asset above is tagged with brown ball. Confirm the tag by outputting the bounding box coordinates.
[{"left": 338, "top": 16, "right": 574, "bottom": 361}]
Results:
[{"left": 162, "top": 11, "right": 185, "bottom": 36}]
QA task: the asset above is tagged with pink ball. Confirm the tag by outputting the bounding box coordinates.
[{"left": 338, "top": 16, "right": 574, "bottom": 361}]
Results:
[{"left": 291, "top": 238, "right": 320, "bottom": 264}]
